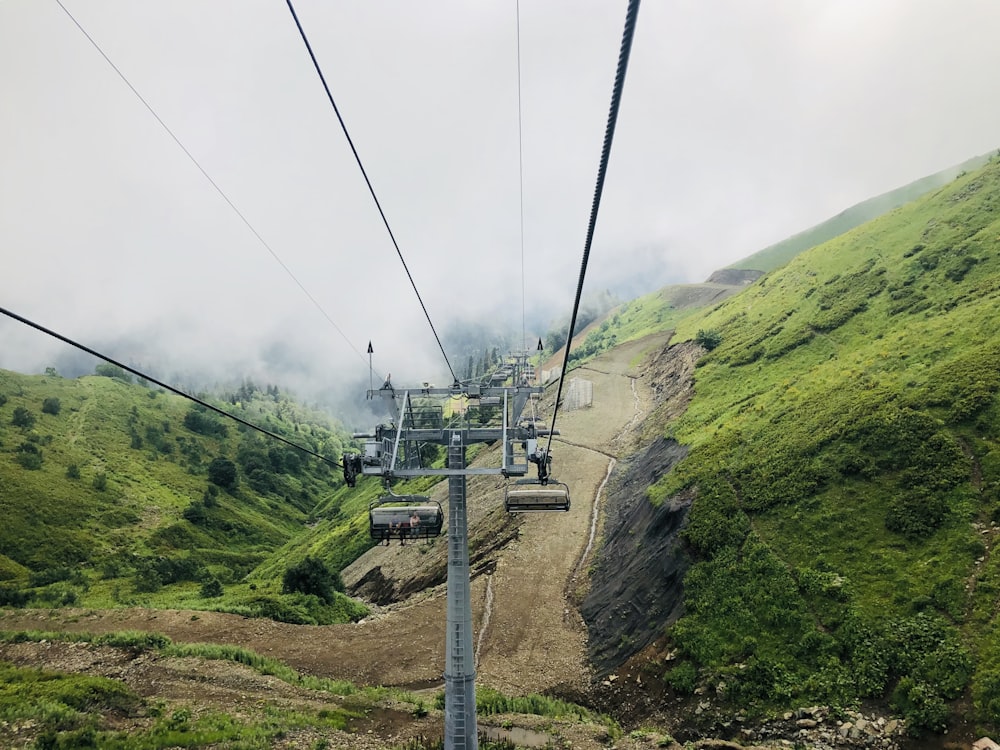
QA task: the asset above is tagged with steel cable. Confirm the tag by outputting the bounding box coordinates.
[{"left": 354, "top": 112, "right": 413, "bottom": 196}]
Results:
[{"left": 546, "top": 0, "right": 641, "bottom": 456}]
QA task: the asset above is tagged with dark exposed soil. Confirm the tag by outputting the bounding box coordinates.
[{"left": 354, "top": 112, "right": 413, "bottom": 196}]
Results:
[{"left": 581, "top": 439, "right": 691, "bottom": 674}]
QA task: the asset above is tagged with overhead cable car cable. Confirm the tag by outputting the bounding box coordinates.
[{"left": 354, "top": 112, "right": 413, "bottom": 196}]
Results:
[
  {"left": 53, "top": 0, "right": 368, "bottom": 369},
  {"left": 515, "top": 0, "right": 527, "bottom": 354},
  {"left": 285, "top": 0, "right": 458, "bottom": 385},
  {"left": 0, "top": 305, "right": 343, "bottom": 470},
  {"left": 545, "top": 0, "right": 641, "bottom": 455}
]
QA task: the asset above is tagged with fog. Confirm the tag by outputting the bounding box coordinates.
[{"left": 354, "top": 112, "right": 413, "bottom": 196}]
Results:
[{"left": 3, "top": 1, "right": 1000, "bottom": 423}]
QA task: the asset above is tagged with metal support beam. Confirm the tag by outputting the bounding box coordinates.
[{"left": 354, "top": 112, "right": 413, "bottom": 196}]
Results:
[{"left": 444, "top": 430, "right": 477, "bottom": 750}]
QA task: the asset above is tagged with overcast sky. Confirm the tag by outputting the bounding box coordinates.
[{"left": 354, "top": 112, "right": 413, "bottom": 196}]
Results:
[{"left": 3, "top": 1, "right": 1000, "bottom": 406}]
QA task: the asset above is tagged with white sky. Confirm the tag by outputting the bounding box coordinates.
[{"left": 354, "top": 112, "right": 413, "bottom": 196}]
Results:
[{"left": 2, "top": 1, "right": 1000, "bottom": 399}]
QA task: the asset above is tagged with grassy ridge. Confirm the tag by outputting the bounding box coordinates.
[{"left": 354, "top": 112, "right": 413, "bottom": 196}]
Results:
[
  {"left": 0, "top": 372, "right": 372, "bottom": 623},
  {"left": 730, "top": 151, "right": 994, "bottom": 273},
  {"left": 637, "top": 155, "right": 1000, "bottom": 731}
]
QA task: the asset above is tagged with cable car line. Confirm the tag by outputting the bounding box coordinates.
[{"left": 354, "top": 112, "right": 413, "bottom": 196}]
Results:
[
  {"left": 285, "top": 0, "right": 459, "bottom": 386},
  {"left": 53, "top": 0, "right": 368, "bottom": 369},
  {"left": 0, "top": 305, "right": 344, "bottom": 471},
  {"left": 544, "top": 0, "right": 641, "bottom": 457},
  {"left": 515, "top": 0, "right": 527, "bottom": 355}
]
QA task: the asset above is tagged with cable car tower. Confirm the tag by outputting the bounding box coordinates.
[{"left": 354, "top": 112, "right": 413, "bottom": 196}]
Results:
[{"left": 346, "top": 352, "right": 566, "bottom": 750}]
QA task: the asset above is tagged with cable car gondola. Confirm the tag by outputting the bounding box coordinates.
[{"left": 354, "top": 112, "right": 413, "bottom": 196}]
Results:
[
  {"left": 369, "top": 495, "right": 444, "bottom": 545},
  {"left": 504, "top": 479, "right": 571, "bottom": 513}
]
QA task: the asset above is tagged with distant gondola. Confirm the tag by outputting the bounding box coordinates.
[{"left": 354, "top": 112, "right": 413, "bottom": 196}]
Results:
[{"left": 369, "top": 495, "right": 444, "bottom": 545}]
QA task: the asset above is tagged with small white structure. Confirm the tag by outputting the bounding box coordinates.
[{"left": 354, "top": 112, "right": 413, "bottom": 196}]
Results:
[{"left": 564, "top": 377, "right": 594, "bottom": 411}]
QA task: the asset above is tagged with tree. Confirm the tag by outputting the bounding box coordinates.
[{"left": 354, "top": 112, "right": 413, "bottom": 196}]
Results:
[
  {"left": 42, "top": 397, "right": 61, "bottom": 415},
  {"left": 11, "top": 406, "right": 35, "bottom": 429},
  {"left": 207, "top": 457, "right": 238, "bottom": 490},
  {"left": 281, "top": 556, "right": 343, "bottom": 603},
  {"left": 44, "top": 367, "right": 59, "bottom": 377}
]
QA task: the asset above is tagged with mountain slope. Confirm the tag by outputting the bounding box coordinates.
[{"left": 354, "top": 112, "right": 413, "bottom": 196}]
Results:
[
  {"left": 730, "top": 151, "right": 994, "bottom": 273},
  {"left": 597, "top": 154, "right": 1000, "bottom": 733},
  {"left": 0, "top": 371, "right": 366, "bottom": 623}
]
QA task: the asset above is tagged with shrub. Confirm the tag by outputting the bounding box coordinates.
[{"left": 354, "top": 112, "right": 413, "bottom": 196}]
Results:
[
  {"left": 11, "top": 406, "right": 35, "bottom": 429},
  {"left": 0, "top": 587, "right": 30, "bottom": 607},
  {"left": 200, "top": 578, "right": 224, "bottom": 598},
  {"left": 282, "top": 556, "right": 342, "bottom": 603},
  {"left": 183, "top": 406, "right": 228, "bottom": 438},
  {"left": 182, "top": 501, "right": 208, "bottom": 525},
  {"left": 16, "top": 441, "right": 43, "bottom": 470},
  {"left": 695, "top": 329, "right": 722, "bottom": 351},
  {"left": 93, "top": 471, "right": 108, "bottom": 491},
  {"left": 885, "top": 490, "right": 950, "bottom": 539},
  {"left": 41, "top": 397, "right": 61, "bottom": 415},
  {"left": 66, "top": 464, "right": 81, "bottom": 480},
  {"left": 664, "top": 661, "right": 698, "bottom": 694},
  {"left": 133, "top": 563, "right": 162, "bottom": 593},
  {"left": 892, "top": 677, "right": 948, "bottom": 734},
  {"left": 207, "top": 457, "right": 238, "bottom": 490}
]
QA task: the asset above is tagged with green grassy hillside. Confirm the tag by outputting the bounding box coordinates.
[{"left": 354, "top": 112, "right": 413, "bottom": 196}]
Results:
[
  {"left": 730, "top": 151, "right": 994, "bottom": 273},
  {"left": 0, "top": 371, "right": 371, "bottom": 624},
  {"left": 630, "top": 154, "right": 1000, "bottom": 732}
]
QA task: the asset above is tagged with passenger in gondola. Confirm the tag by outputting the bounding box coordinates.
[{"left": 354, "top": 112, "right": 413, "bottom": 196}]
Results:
[{"left": 410, "top": 511, "right": 421, "bottom": 541}]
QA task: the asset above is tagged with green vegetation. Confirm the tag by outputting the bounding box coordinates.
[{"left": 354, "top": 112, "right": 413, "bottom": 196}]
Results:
[
  {"left": 0, "top": 629, "right": 363, "bottom": 749},
  {"left": 730, "top": 151, "right": 993, "bottom": 273},
  {"left": 629, "top": 155, "right": 1000, "bottom": 732},
  {"left": 0, "top": 372, "right": 371, "bottom": 624}
]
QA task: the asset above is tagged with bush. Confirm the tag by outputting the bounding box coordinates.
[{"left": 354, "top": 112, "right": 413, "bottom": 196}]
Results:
[
  {"left": 200, "top": 578, "right": 224, "bottom": 598},
  {"left": 16, "top": 441, "right": 43, "bottom": 470},
  {"left": 66, "top": 464, "right": 81, "bottom": 480},
  {"left": 183, "top": 406, "right": 228, "bottom": 439},
  {"left": 282, "top": 556, "right": 342, "bottom": 603},
  {"left": 664, "top": 661, "right": 698, "bottom": 694},
  {"left": 41, "top": 397, "right": 61, "bottom": 415},
  {"left": 182, "top": 501, "right": 208, "bottom": 525},
  {"left": 885, "top": 490, "right": 950, "bottom": 539},
  {"left": 93, "top": 472, "right": 108, "bottom": 491},
  {"left": 892, "top": 677, "right": 949, "bottom": 734},
  {"left": 207, "top": 457, "right": 238, "bottom": 490},
  {"left": 0, "top": 587, "right": 29, "bottom": 607},
  {"left": 695, "top": 329, "right": 722, "bottom": 351},
  {"left": 11, "top": 406, "right": 35, "bottom": 429}
]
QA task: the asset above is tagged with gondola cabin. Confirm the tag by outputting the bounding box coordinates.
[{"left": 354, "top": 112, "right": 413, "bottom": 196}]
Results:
[
  {"left": 369, "top": 498, "right": 444, "bottom": 543},
  {"left": 505, "top": 482, "right": 571, "bottom": 513}
]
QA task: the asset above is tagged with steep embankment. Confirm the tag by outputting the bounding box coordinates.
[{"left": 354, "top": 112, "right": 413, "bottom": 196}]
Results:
[{"left": 581, "top": 341, "right": 701, "bottom": 674}]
